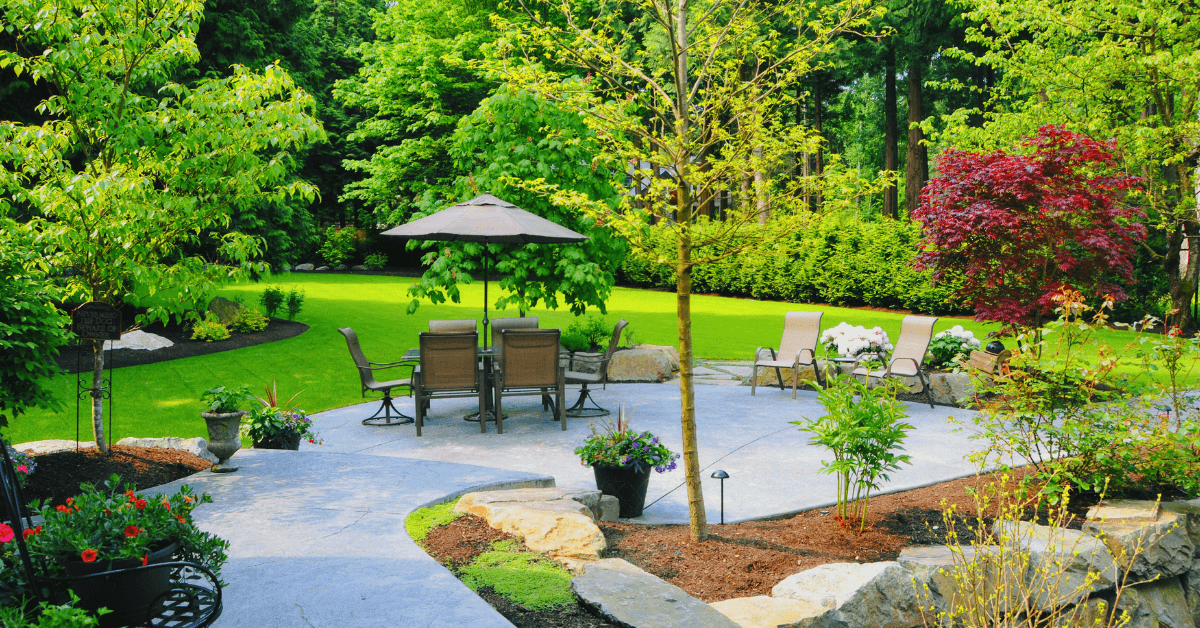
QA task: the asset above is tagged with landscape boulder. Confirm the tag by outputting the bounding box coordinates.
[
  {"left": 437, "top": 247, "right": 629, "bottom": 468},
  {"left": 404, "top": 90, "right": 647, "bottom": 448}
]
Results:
[
  {"left": 315, "top": 266, "right": 330, "bottom": 271},
  {"left": 1115, "top": 576, "right": 1194, "bottom": 628},
  {"left": 927, "top": 373, "right": 974, "bottom": 406},
  {"left": 1084, "top": 500, "right": 1196, "bottom": 580},
  {"left": 115, "top": 436, "right": 218, "bottom": 464},
  {"left": 206, "top": 296, "right": 243, "bottom": 324},
  {"left": 293, "top": 263, "right": 314, "bottom": 271},
  {"left": 637, "top": 344, "right": 681, "bottom": 370},
  {"left": 351, "top": 265, "right": 367, "bottom": 271},
  {"left": 994, "top": 520, "right": 1118, "bottom": 608},
  {"left": 608, "top": 348, "right": 674, "bottom": 382},
  {"left": 771, "top": 561, "right": 922, "bottom": 628},
  {"left": 454, "top": 488, "right": 607, "bottom": 569},
  {"left": 709, "top": 596, "right": 825, "bottom": 628},
  {"left": 571, "top": 559, "right": 740, "bottom": 628}
]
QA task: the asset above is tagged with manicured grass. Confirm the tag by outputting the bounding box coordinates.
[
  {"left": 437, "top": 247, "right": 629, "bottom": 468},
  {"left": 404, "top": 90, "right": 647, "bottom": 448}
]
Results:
[{"left": 1, "top": 272, "right": 1173, "bottom": 444}]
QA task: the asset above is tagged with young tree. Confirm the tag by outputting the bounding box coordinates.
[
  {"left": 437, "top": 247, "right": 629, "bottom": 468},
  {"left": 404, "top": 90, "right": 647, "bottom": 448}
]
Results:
[
  {"left": 913, "top": 126, "right": 1145, "bottom": 329},
  {"left": 940, "top": 0, "right": 1200, "bottom": 327},
  {"left": 0, "top": 0, "right": 324, "bottom": 453},
  {"left": 498, "top": 0, "right": 880, "bottom": 540}
]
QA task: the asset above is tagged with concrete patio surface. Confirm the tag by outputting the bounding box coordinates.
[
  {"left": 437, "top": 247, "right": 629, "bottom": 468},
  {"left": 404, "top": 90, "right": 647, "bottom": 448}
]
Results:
[
  {"left": 148, "top": 449, "right": 553, "bottom": 628},
  {"left": 310, "top": 381, "right": 982, "bottom": 524}
]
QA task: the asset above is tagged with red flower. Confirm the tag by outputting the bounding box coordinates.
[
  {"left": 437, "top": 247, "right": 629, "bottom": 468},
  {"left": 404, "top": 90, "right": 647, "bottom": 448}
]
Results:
[
  {"left": 0, "top": 523, "right": 12, "bottom": 544},
  {"left": 125, "top": 490, "right": 136, "bottom": 501},
  {"left": 65, "top": 498, "right": 73, "bottom": 506},
  {"left": 175, "top": 515, "right": 187, "bottom": 524},
  {"left": 161, "top": 501, "right": 170, "bottom": 511},
  {"left": 141, "top": 554, "right": 149, "bottom": 566},
  {"left": 134, "top": 499, "right": 147, "bottom": 510},
  {"left": 124, "top": 525, "right": 140, "bottom": 538},
  {"left": 55, "top": 505, "right": 72, "bottom": 514},
  {"left": 22, "top": 525, "right": 42, "bottom": 540},
  {"left": 81, "top": 549, "right": 98, "bottom": 563}
]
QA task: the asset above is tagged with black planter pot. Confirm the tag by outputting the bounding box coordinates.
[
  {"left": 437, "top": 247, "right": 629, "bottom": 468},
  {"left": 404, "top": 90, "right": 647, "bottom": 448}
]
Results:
[
  {"left": 59, "top": 540, "right": 179, "bottom": 628},
  {"left": 593, "top": 464, "right": 652, "bottom": 518},
  {"left": 253, "top": 432, "right": 302, "bottom": 450}
]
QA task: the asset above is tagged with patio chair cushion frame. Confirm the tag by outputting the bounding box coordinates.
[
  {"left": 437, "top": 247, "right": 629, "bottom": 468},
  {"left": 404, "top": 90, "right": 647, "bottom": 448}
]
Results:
[
  {"left": 414, "top": 331, "right": 487, "bottom": 436},
  {"left": 339, "top": 327, "right": 416, "bottom": 426},
  {"left": 750, "top": 311, "right": 823, "bottom": 399},
  {"left": 492, "top": 329, "right": 566, "bottom": 434},
  {"left": 852, "top": 315, "right": 939, "bottom": 408},
  {"left": 563, "top": 319, "right": 629, "bottom": 417}
]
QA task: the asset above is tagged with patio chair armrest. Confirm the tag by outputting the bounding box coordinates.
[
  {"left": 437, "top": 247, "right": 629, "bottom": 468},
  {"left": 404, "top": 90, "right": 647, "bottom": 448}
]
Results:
[
  {"left": 367, "top": 360, "right": 415, "bottom": 370},
  {"left": 887, "top": 357, "right": 923, "bottom": 377},
  {"left": 753, "top": 346, "right": 777, "bottom": 361},
  {"left": 793, "top": 348, "right": 816, "bottom": 365}
]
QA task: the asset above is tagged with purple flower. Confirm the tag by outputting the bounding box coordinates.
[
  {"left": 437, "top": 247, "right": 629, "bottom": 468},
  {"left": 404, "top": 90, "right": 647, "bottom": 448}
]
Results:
[
  {"left": 651, "top": 437, "right": 659, "bottom": 444},
  {"left": 632, "top": 442, "right": 642, "bottom": 449}
]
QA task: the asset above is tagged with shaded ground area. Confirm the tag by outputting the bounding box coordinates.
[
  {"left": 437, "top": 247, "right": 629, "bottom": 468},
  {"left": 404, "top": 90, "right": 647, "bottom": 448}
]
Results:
[
  {"left": 55, "top": 319, "right": 307, "bottom": 374},
  {"left": 12, "top": 445, "right": 210, "bottom": 512},
  {"left": 422, "top": 514, "right": 619, "bottom": 628}
]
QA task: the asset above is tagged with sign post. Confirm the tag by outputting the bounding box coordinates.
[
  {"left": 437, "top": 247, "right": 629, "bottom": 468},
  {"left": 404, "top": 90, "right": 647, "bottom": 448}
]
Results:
[{"left": 71, "top": 303, "right": 121, "bottom": 451}]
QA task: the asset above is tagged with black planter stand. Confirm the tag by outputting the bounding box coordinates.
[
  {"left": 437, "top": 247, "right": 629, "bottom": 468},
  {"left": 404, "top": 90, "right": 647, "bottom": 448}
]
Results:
[{"left": 593, "top": 464, "right": 652, "bottom": 518}]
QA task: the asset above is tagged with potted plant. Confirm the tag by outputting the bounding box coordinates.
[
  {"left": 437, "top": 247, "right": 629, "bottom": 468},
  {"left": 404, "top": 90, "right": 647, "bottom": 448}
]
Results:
[
  {"left": 574, "top": 408, "right": 679, "bottom": 518},
  {"left": 200, "top": 385, "right": 251, "bottom": 473},
  {"left": 18, "top": 475, "right": 228, "bottom": 627},
  {"left": 241, "top": 380, "right": 321, "bottom": 450}
]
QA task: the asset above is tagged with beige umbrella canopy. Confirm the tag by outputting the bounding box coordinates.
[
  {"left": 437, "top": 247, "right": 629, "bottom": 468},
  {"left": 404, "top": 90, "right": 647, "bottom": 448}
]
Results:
[{"left": 382, "top": 194, "right": 589, "bottom": 344}]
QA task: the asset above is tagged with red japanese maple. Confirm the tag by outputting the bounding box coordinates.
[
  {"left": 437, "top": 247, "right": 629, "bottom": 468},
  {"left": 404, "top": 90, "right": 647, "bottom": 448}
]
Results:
[{"left": 913, "top": 126, "right": 1145, "bottom": 328}]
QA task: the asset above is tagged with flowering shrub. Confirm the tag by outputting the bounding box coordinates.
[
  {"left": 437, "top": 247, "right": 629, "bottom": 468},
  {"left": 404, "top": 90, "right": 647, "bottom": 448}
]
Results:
[
  {"left": 927, "top": 325, "right": 981, "bottom": 369},
  {"left": 241, "top": 408, "right": 322, "bottom": 445},
  {"left": 575, "top": 417, "right": 679, "bottom": 473},
  {"left": 820, "top": 322, "right": 893, "bottom": 360},
  {"left": 18, "top": 475, "right": 228, "bottom": 573},
  {"left": 4, "top": 444, "right": 35, "bottom": 487}
]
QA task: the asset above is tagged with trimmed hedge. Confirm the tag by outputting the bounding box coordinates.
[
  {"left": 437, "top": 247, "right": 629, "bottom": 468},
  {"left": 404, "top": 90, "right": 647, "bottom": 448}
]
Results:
[{"left": 618, "top": 217, "right": 968, "bottom": 315}]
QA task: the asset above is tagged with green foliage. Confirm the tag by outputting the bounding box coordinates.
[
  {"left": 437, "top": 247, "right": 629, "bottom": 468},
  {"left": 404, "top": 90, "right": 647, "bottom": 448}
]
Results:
[
  {"left": 229, "top": 308, "right": 269, "bottom": 333},
  {"left": 190, "top": 314, "right": 231, "bottom": 342},
  {"left": 561, "top": 316, "right": 614, "bottom": 352},
  {"left": 200, "top": 385, "right": 251, "bottom": 414},
  {"left": 285, "top": 289, "right": 306, "bottom": 320},
  {"left": 241, "top": 407, "right": 320, "bottom": 445},
  {"left": 259, "top": 287, "right": 286, "bottom": 319},
  {"left": 0, "top": 237, "right": 70, "bottom": 428},
  {"left": 575, "top": 416, "right": 679, "bottom": 473},
  {"left": 0, "top": 592, "right": 109, "bottom": 628},
  {"left": 926, "top": 326, "right": 982, "bottom": 370},
  {"left": 793, "top": 375, "right": 914, "bottom": 532},
  {"left": 404, "top": 502, "right": 461, "bottom": 543},
  {"left": 363, "top": 252, "right": 388, "bottom": 271},
  {"left": 620, "top": 218, "right": 963, "bottom": 315},
  {"left": 459, "top": 540, "right": 574, "bottom": 610},
  {"left": 319, "top": 227, "right": 358, "bottom": 267}
]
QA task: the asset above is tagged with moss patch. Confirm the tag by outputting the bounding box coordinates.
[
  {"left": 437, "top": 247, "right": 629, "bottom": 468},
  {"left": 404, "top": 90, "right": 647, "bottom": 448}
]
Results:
[
  {"left": 405, "top": 501, "right": 462, "bottom": 543},
  {"left": 459, "top": 540, "right": 574, "bottom": 610}
]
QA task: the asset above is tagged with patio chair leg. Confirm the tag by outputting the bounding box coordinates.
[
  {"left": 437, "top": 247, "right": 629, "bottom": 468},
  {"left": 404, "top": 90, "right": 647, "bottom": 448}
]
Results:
[
  {"left": 362, "top": 390, "right": 414, "bottom": 426},
  {"left": 750, "top": 365, "right": 758, "bottom": 396},
  {"left": 557, "top": 380, "right": 566, "bottom": 431},
  {"left": 919, "top": 372, "right": 934, "bottom": 408},
  {"left": 792, "top": 366, "right": 799, "bottom": 399},
  {"left": 415, "top": 392, "right": 424, "bottom": 437},
  {"left": 773, "top": 366, "right": 785, "bottom": 391},
  {"left": 565, "top": 383, "right": 609, "bottom": 418}
]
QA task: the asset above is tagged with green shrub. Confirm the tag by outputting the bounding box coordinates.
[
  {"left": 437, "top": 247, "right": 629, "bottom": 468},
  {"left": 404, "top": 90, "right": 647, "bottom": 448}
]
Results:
[
  {"left": 285, "top": 288, "right": 305, "bottom": 321},
  {"left": 363, "top": 252, "right": 387, "bottom": 271},
  {"left": 229, "top": 307, "right": 269, "bottom": 333},
  {"left": 259, "top": 286, "right": 285, "bottom": 318},
  {"left": 459, "top": 540, "right": 574, "bottom": 610},
  {"left": 561, "top": 315, "right": 613, "bottom": 352},
  {"left": 190, "top": 313, "right": 230, "bottom": 342},
  {"left": 318, "top": 226, "right": 357, "bottom": 266},
  {"left": 0, "top": 244, "right": 71, "bottom": 428}
]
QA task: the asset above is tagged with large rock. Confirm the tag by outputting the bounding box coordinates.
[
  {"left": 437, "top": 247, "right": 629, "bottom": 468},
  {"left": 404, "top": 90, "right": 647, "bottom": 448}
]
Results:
[
  {"left": 562, "top": 352, "right": 604, "bottom": 375},
  {"left": 206, "top": 296, "right": 243, "bottom": 324},
  {"left": 1183, "top": 557, "right": 1200, "bottom": 627},
  {"left": 771, "top": 562, "right": 922, "bottom": 628},
  {"left": 351, "top": 265, "right": 367, "bottom": 271},
  {"left": 315, "top": 265, "right": 331, "bottom": 271},
  {"left": 115, "top": 436, "right": 218, "bottom": 464},
  {"left": 571, "top": 559, "right": 740, "bottom": 628},
  {"left": 1116, "top": 576, "right": 1196, "bottom": 628},
  {"left": 14, "top": 440, "right": 97, "bottom": 455},
  {"left": 608, "top": 348, "right": 674, "bottom": 382},
  {"left": 709, "top": 596, "right": 825, "bottom": 628},
  {"left": 897, "top": 545, "right": 959, "bottom": 619},
  {"left": 454, "top": 488, "right": 606, "bottom": 567},
  {"left": 637, "top": 344, "right": 681, "bottom": 371},
  {"left": 293, "top": 263, "right": 314, "bottom": 271},
  {"left": 994, "top": 520, "right": 1117, "bottom": 609},
  {"left": 1085, "top": 501, "right": 1196, "bottom": 580},
  {"left": 927, "top": 373, "right": 974, "bottom": 406}
]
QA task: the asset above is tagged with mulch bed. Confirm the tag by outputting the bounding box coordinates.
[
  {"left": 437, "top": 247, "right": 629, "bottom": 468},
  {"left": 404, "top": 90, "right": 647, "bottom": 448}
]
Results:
[{"left": 55, "top": 318, "right": 308, "bottom": 374}]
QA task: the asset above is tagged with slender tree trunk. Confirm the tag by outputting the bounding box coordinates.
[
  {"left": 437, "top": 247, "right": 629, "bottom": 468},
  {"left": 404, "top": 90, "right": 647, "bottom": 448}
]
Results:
[
  {"left": 676, "top": 227, "right": 705, "bottom": 541},
  {"left": 813, "top": 79, "right": 824, "bottom": 212},
  {"left": 754, "top": 148, "right": 768, "bottom": 224},
  {"left": 905, "top": 60, "right": 928, "bottom": 214},
  {"left": 91, "top": 339, "right": 109, "bottom": 453},
  {"left": 882, "top": 47, "right": 898, "bottom": 218}
]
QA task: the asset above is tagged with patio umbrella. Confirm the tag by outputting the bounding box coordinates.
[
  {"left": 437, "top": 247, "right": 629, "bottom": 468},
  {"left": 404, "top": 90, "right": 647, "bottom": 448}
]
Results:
[{"left": 382, "top": 193, "right": 589, "bottom": 346}]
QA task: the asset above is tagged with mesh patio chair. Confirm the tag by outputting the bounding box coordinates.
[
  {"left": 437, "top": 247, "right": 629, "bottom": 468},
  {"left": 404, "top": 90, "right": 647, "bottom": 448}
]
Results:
[
  {"left": 853, "top": 315, "right": 939, "bottom": 408},
  {"left": 491, "top": 317, "right": 538, "bottom": 352},
  {"left": 339, "top": 327, "right": 416, "bottom": 426},
  {"left": 750, "top": 311, "right": 823, "bottom": 399},
  {"left": 564, "top": 319, "right": 629, "bottom": 417},
  {"left": 429, "top": 319, "right": 477, "bottom": 333},
  {"left": 414, "top": 331, "right": 487, "bottom": 436},
  {"left": 492, "top": 329, "right": 565, "bottom": 434}
]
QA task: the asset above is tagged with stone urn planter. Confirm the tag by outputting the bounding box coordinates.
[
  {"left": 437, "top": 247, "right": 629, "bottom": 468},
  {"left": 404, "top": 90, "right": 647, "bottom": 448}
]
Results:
[
  {"left": 202, "top": 411, "right": 245, "bottom": 473},
  {"left": 252, "top": 432, "right": 301, "bottom": 451},
  {"left": 593, "top": 464, "right": 652, "bottom": 518}
]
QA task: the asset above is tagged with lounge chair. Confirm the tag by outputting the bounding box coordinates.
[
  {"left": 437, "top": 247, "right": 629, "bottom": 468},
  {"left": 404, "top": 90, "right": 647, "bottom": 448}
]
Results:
[
  {"left": 492, "top": 329, "right": 566, "bottom": 434},
  {"left": 414, "top": 331, "right": 487, "bottom": 436},
  {"left": 338, "top": 327, "right": 415, "bottom": 426},
  {"left": 750, "top": 311, "right": 823, "bottom": 398},
  {"left": 853, "top": 315, "right": 938, "bottom": 408},
  {"left": 564, "top": 319, "right": 629, "bottom": 417}
]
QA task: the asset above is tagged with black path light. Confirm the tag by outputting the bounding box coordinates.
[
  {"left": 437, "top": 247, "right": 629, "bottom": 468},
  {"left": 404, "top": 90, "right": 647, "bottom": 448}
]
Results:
[{"left": 711, "top": 470, "right": 730, "bottom": 524}]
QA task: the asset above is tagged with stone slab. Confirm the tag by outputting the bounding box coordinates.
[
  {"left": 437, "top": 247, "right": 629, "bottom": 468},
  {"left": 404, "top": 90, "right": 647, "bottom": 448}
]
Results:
[
  {"left": 599, "top": 495, "right": 620, "bottom": 522},
  {"left": 145, "top": 449, "right": 553, "bottom": 628},
  {"left": 571, "top": 559, "right": 740, "bottom": 628},
  {"left": 116, "top": 436, "right": 218, "bottom": 464},
  {"left": 709, "top": 596, "right": 825, "bottom": 628},
  {"left": 771, "top": 562, "right": 922, "bottom": 628}
]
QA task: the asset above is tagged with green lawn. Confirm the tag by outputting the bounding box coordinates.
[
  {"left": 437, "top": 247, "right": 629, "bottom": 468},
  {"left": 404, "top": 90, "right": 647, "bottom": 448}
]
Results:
[{"left": 1, "top": 272, "right": 1166, "bottom": 445}]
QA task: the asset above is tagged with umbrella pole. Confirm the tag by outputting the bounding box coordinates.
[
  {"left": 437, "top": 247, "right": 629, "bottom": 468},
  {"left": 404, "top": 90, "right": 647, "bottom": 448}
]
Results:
[{"left": 483, "top": 243, "right": 490, "bottom": 348}]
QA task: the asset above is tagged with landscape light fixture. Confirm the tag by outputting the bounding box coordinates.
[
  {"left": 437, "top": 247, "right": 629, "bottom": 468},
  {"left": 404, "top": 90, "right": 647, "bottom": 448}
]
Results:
[{"left": 711, "top": 470, "right": 730, "bottom": 524}]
